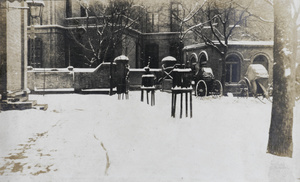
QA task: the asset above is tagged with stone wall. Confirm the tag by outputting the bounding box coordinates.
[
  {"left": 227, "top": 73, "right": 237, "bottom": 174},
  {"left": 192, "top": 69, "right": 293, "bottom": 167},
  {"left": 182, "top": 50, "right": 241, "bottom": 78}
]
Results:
[
  {"left": 27, "top": 68, "right": 74, "bottom": 90},
  {"left": 27, "top": 66, "right": 163, "bottom": 91},
  {"left": 129, "top": 69, "right": 162, "bottom": 89}
]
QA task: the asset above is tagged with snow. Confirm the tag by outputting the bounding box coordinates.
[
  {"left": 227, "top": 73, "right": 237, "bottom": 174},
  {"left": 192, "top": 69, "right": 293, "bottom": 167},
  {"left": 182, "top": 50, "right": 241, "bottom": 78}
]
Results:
[
  {"left": 0, "top": 91, "right": 299, "bottom": 182},
  {"left": 285, "top": 68, "right": 292, "bottom": 77},
  {"left": 183, "top": 41, "right": 274, "bottom": 50},
  {"left": 282, "top": 48, "right": 293, "bottom": 56}
]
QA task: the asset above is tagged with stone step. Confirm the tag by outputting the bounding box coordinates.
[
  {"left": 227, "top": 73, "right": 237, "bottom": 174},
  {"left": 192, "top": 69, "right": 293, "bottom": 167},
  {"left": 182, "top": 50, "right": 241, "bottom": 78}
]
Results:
[
  {"left": 0, "top": 101, "right": 34, "bottom": 110},
  {"left": 0, "top": 100, "right": 47, "bottom": 111},
  {"left": 27, "top": 100, "right": 37, "bottom": 106},
  {"left": 32, "top": 104, "right": 48, "bottom": 111}
]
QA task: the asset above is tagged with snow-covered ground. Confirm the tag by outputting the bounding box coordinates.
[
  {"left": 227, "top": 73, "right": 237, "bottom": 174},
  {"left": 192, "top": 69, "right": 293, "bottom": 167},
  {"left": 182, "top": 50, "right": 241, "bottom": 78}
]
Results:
[{"left": 0, "top": 91, "right": 299, "bottom": 182}]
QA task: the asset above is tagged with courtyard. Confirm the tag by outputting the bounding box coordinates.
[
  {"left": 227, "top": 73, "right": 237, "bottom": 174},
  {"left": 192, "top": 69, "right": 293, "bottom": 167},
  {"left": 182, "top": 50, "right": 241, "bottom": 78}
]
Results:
[{"left": 0, "top": 91, "right": 299, "bottom": 182}]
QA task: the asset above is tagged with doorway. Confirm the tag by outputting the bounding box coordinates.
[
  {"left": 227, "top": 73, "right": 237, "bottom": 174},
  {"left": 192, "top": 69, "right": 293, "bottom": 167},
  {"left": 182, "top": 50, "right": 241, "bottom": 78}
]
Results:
[{"left": 145, "top": 43, "right": 159, "bottom": 68}]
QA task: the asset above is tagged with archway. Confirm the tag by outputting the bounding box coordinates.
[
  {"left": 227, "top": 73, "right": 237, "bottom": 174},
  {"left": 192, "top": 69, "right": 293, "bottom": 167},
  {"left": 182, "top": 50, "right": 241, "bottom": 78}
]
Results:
[{"left": 145, "top": 43, "right": 159, "bottom": 68}]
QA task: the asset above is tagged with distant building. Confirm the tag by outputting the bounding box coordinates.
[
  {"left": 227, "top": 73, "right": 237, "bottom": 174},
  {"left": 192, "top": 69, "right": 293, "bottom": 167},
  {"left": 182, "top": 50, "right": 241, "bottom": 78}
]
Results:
[
  {"left": 28, "top": 0, "right": 299, "bottom": 91},
  {"left": 183, "top": 41, "right": 274, "bottom": 93}
]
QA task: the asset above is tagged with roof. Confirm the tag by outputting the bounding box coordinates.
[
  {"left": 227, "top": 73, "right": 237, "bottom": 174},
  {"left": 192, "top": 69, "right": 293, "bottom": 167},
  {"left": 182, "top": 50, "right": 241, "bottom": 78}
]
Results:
[{"left": 183, "top": 41, "right": 274, "bottom": 51}]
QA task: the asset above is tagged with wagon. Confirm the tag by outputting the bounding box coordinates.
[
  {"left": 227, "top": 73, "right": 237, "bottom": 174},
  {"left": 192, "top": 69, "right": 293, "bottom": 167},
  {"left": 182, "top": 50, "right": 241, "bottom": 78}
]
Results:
[
  {"left": 193, "top": 66, "right": 223, "bottom": 97},
  {"left": 159, "top": 56, "right": 222, "bottom": 96},
  {"left": 237, "top": 64, "right": 271, "bottom": 98}
]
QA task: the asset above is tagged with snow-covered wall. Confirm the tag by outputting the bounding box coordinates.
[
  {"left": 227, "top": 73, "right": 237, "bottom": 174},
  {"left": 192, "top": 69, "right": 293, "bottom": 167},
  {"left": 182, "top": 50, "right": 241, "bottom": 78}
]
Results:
[{"left": 27, "top": 65, "right": 163, "bottom": 91}]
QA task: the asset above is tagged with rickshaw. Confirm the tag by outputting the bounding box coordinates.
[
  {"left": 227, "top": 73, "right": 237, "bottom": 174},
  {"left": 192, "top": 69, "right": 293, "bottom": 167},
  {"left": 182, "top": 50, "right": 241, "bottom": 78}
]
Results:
[{"left": 237, "top": 64, "right": 271, "bottom": 98}]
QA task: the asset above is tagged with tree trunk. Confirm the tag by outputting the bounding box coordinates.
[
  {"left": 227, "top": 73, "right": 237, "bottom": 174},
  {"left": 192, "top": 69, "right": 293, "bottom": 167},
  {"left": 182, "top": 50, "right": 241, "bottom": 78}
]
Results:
[
  {"left": 221, "top": 54, "right": 226, "bottom": 93},
  {"left": 220, "top": 49, "right": 227, "bottom": 95},
  {"left": 267, "top": 0, "right": 295, "bottom": 157}
]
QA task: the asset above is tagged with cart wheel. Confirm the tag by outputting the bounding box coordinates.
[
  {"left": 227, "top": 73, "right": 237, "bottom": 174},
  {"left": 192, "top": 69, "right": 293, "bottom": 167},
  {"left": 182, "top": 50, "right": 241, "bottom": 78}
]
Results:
[
  {"left": 237, "top": 80, "right": 249, "bottom": 98},
  {"left": 195, "top": 80, "right": 207, "bottom": 97},
  {"left": 212, "top": 80, "right": 223, "bottom": 96}
]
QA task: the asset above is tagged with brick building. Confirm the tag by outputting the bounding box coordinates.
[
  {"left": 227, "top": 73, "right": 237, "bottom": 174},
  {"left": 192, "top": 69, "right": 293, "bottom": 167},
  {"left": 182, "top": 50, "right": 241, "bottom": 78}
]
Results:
[
  {"left": 27, "top": 0, "right": 279, "bottom": 88},
  {"left": 28, "top": 0, "right": 191, "bottom": 69}
]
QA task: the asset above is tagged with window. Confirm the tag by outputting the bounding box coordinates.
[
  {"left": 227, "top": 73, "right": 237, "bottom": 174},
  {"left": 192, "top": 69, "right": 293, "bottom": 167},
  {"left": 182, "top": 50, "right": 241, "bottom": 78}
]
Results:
[
  {"left": 253, "top": 55, "right": 268, "bottom": 71},
  {"left": 225, "top": 55, "right": 240, "bottom": 83},
  {"left": 169, "top": 41, "right": 184, "bottom": 62},
  {"left": 198, "top": 51, "right": 208, "bottom": 66},
  {"left": 28, "top": 38, "right": 43, "bottom": 68},
  {"left": 189, "top": 54, "right": 198, "bottom": 75},
  {"left": 171, "top": 2, "right": 184, "bottom": 32},
  {"left": 66, "top": 0, "right": 72, "bottom": 18},
  {"left": 80, "top": 6, "right": 86, "bottom": 17},
  {"left": 145, "top": 43, "right": 159, "bottom": 68},
  {"left": 146, "top": 12, "right": 159, "bottom": 32}
]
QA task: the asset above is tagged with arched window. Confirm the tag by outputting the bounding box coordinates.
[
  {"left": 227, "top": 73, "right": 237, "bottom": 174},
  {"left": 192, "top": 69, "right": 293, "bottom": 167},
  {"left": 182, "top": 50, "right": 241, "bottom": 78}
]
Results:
[
  {"left": 253, "top": 55, "right": 269, "bottom": 71},
  {"left": 189, "top": 54, "right": 197, "bottom": 74},
  {"left": 170, "top": 2, "right": 185, "bottom": 32},
  {"left": 225, "top": 55, "right": 241, "bottom": 83},
  {"left": 198, "top": 51, "right": 208, "bottom": 66}
]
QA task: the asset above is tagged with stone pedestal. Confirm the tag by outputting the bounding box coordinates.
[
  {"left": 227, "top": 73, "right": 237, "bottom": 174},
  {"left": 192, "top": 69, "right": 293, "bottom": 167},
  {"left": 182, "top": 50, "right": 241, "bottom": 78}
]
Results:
[
  {"left": 0, "top": 0, "right": 28, "bottom": 100},
  {"left": 0, "top": 0, "right": 47, "bottom": 110},
  {"left": 114, "top": 55, "right": 130, "bottom": 98}
]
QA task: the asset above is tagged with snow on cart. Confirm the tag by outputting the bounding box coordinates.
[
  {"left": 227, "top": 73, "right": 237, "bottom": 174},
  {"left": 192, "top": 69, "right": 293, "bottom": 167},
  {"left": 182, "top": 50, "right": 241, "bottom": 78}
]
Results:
[{"left": 237, "top": 64, "right": 272, "bottom": 98}]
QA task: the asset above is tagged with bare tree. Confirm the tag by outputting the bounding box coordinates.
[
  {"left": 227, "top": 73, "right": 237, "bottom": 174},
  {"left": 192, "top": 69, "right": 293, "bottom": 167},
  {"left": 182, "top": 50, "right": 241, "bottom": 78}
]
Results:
[
  {"left": 67, "top": 0, "right": 146, "bottom": 94},
  {"left": 68, "top": 0, "right": 145, "bottom": 68}
]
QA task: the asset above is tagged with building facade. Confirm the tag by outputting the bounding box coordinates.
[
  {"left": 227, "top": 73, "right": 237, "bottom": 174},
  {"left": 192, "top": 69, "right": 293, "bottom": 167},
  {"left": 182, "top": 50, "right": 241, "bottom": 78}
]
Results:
[
  {"left": 28, "top": 0, "right": 192, "bottom": 69},
  {"left": 183, "top": 41, "right": 274, "bottom": 93},
  {"left": 28, "top": 0, "right": 278, "bottom": 88}
]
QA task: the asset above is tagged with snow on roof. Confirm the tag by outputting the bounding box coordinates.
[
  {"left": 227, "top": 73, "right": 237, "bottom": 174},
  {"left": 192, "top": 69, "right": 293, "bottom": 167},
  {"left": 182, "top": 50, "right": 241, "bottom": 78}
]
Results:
[
  {"left": 183, "top": 41, "right": 274, "bottom": 50},
  {"left": 183, "top": 43, "right": 206, "bottom": 50},
  {"left": 26, "top": 0, "right": 45, "bottom": 6}
]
